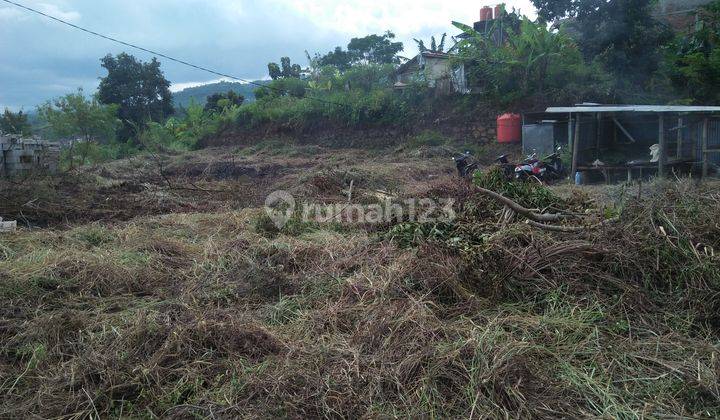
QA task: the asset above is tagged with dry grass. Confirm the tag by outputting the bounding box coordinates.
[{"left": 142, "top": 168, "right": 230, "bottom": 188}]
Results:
[{"left": 1, "top": 148, "right": 719, "bottom": 418}]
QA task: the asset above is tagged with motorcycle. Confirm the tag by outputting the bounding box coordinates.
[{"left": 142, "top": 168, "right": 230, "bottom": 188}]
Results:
[
  {"left": 514, "top": 151, "right": 543, "bottom": 181},
  {"left": 453, "top": 151, "right": 479, "bottom": 178},
  {"left": 495, "top": 154, "right": 515, "bottom": 180},
  {"left": 514, "top": 147, "right": 566, "bottom": 182},
  {"left": 542, "top": 148, "right": 566, "bottom": 181}
]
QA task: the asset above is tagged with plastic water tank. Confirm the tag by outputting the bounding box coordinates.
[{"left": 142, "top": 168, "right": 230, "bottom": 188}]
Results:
[
  {"left": 497, "top": 113, "right": 522, "bottom": 144},
  {"left": 480, "top": 6, "right": 493, "bottom": 21},
  {"left": 494, "top": 4, "right": 504, "bottom": 18}
]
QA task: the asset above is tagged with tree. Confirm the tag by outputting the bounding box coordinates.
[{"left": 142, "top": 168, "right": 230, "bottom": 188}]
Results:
[
  {"left": 0, "top": 109, "right": 31, "bottom": 135},
  {"left": 453, "top": 19, "right": 610, "bottom": 104},
  {"left": 97, "top": 53, "right": 174, "bottom": 142},
  {"left": 316, "top": 46, "right": 353, "bottom": 71},
  {"left": 268, "top": 57, "right": 302, "bottom": 80},
  {"left": 37, "top": 89, "right": 120, "bottom": 168},
  {"left": 347, "top": 31, "right": 404, "bottom": 64},
  {"left": 204, "top": 91, "right": 245, "bottom": 113},
  {"left": 268, "top": 62, "right": 282, "bottom": 80},
  {"left": 531, "top": 0, "right": 672, "bottom": 94},
  {"left": 668, "top": 0, "right": 720, "bottom": 103},
  {"left": 37, "top": 89, "right": 119, "bottom": 143}
]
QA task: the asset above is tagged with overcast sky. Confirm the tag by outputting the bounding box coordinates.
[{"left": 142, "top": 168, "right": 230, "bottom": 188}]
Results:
[{"left": 0, "top": 0, "right": 536, "bottom": 111}]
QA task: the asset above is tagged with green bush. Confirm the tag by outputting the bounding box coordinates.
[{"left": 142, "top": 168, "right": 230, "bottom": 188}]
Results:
[{"left": 408, "top": 130, "right": 450, "bottom": 147}]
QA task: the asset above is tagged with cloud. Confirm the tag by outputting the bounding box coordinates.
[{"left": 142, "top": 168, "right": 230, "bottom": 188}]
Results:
[
  {"left": 0, "top": 1, "right": 80, "bottom": 22},
  {"left": 37, "top": 2, "right": 81, "bottom": 22}
]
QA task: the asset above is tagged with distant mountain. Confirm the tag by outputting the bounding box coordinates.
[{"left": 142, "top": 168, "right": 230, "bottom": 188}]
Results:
[{"left": 172, "top": 81, "right": 266, "bottom": 109}]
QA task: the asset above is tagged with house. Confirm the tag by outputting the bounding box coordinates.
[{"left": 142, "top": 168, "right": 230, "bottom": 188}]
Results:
[
  {"left": 395, "top": 5, "right": 508, "bottom": 95},
  {"left": 655, "top": 0, "right": 716, "bottom": 31},
  {"left": 522, "top": 105, "right": 720, "bottom": 183},
  {"left": 394, "top": 51, "right": 468, "bottom": 94},
  {"left": 0, "top": 134, "right": 61, "bottom": 177}
]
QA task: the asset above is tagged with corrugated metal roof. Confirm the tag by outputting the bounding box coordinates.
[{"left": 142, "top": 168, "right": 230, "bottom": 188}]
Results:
[{"left": 545, "top": 105, "right": 720, "bottom": 113}]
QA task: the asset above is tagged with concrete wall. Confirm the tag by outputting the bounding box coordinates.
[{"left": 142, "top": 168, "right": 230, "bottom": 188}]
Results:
[{"left": 0, "top": 135, "right": 60, "bottom": 177}]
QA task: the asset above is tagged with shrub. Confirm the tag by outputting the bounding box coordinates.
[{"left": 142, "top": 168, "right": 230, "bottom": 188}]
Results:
[{"left": 407, "top": 130, "right": 450, "bottom": 147}]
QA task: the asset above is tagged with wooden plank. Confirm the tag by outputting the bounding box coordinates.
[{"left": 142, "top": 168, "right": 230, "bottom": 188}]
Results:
[
  {"left": 658, "top": 115, "right": 666, "bottom": 178},
  {"left": 571, "top": 114, "right": 581, "bottom": 177},
  {"left": 612, "top": 117, "right": 637, "bottom": 143},
  {"left": 702, "top": 118, "right": 709, "bottom": 178}
]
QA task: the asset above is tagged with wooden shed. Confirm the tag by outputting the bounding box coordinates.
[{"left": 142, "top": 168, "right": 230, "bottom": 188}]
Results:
[{"left": 538, "top": 105, "right": 720, "bottom": 182}]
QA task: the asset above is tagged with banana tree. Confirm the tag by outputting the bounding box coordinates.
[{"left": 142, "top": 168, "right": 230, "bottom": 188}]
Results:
[
  {"left": 452, "top": 18, "right": 586, "bottom": 102},
  {"left": 414, "top": 33, "right": 448, "bottom": 53}
]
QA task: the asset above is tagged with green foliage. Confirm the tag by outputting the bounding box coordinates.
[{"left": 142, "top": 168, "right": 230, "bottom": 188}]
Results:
[
  {"left": 347, "top": 31, "right": 404, "bottom": 65},
  {"left": 59, "top": 139, "right": 139, "bottom": 169},
  {"left": 453, "top": 18, "right": 611, "bottom": 104},
  {"left": 473, "top": 166, "right": 560, "bottom": 209},
  {"left": 252, "top": 211, "right": 319, "bottom": 238},
  {"left": 37, "top": 89, "right": 120, "bottom": 143},
  {"left": 268, "top": 57, "right": 302, "bottom": 80},
  {"left": 239, "top": 84, "right": 416, "bottom": 131},
  {"left": 172, "top": 81, "right": 259, "bottom": 109},
  {"left": 414, "top": 33, "right": 447, "bottom": 53},
  {"left": 533, "top": 0, "right": 672, "bottom": 96},
  {"left": 666, "top": 1, "right": 720, "bottom": 104},
  {"left": 407, "top": 130, "right": 450, "bottom": 147},
  {"left": 37, "top": 90, "right": 123, "bottom": 169},
  {"left": 312, "top": 31, "right": 404, "bottom": 72},
  {"left": 0, "top": 108, "right": 32, "bottom": 135},
  {"left": 386, "top": 221, "right": 456, "bottom": 248},
  {"left": 314, "top": 47, "right": 354, "bottom": 71},
  {"left": 256, "top": 78, "right": 308, "bottom": 100},
  {"left": 204, "top": 91, "right": 245, "bottom": 113},
  {"left": 141, "top": 101, "right": 231, "bottom": 151},
  {"left": 97, "top": 53, "right": 174, "bottom": 142},
  {"left": 236, "top": 63, "right": 422, "bottom": 132}
]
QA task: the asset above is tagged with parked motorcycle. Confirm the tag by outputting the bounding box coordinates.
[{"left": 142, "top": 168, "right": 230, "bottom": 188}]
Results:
[
  {"left": 453, "top": 151, "right": 479, "bottom": 178},
  {"left": 495, "top": 154, "right": 515, "bottom": 180},
  {"left": 514, "top": 151, "right": 542, "bottom": 181},
  {"left": 514, "top": 147, "right": 566, "bottom": 182},
  {"left": 542, "top": 148, "right": 566, "bottom": 181}
]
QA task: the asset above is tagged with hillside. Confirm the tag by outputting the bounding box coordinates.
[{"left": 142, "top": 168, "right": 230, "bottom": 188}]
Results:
[{"left": 172, "top": 81, "right": 263, "bottom": 108}]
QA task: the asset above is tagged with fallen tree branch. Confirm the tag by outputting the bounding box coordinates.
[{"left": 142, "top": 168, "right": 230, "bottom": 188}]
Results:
[
  {"left": 475, "top": 186, "right": 572, "bottom": 222},
  {"left": 526, "top": 217, "right": 619, "bottom": 233}
]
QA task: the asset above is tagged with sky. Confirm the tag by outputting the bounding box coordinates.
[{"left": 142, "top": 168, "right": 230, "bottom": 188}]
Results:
[{"left": 0, "top": 0, "right": 536, "bottom": 111}]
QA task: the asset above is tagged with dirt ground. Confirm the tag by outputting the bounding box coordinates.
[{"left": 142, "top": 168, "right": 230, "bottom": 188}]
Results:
[
  {"left": 1, "top": 142, "right": 489, "bottom": 227},
  {"left": 1, "top": 142, "right": 719, "bottom": 418}
]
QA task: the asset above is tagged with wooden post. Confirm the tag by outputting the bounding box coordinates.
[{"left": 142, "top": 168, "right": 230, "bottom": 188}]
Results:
[
  {"left": 571, "top": 114, "right": 581, "bottom": 178},
  {"left": 567, "top": 113, "right": 573, "bottom": 149},
  {"left": 658, "top": 115, "right": 666, "bottom": 178},
  {"left": 595, "top": 112, "right": 601, "bottom": 158},
  {"left": 676, "top": 117, "right": 683, "bottom": 159},
  {"left": 702, "top": 117, "right": 709, "bottom": 178}
]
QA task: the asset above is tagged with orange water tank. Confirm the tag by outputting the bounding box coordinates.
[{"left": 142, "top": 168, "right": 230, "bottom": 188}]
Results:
[
  {"left": 497, "top": 113, "right": 522, "bottom": 144},
  {"left": 480, "top": 6, "right": 493, "bottom": 21},
  {"left": 494, "top": 4, "right": 504, "bottom": 18}
]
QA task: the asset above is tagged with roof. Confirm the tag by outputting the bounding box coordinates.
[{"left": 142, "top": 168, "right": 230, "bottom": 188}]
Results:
[
  {"left": 396, "top": 51, "right": 451, "bottom": 75},
  {"left": 545, "top": 105, "right": 720, "bottom": 113}
]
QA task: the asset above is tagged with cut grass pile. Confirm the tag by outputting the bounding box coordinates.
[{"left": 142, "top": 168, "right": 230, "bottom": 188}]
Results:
[{"left": 1, "top": 176, "right": 719, "bottom": 418}]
